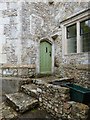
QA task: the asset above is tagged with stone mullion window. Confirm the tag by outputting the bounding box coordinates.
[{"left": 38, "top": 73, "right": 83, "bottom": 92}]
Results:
[
  {"left": 62, "top": 25, "right": 67, "bottom": 55},
  {"left": 64, "top": 19, "right": 90, "bottom": 54},
  {"left": 77, "top": 21, "right": 81, "bottom": 53},
  {"left": 64, "top": 26, "right": 67, "bottom": 55},
  {"left": 61, "top": 9, "right": 90, "bottom": 55}
]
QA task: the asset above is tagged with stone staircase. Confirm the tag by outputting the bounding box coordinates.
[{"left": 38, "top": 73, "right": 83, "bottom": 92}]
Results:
[
  {"left": 1, "top": 77, "right": 74, "bottom": 120},
  {"left": 1, "top": 81, "right": 40, "bottom": 120},
  {"left": 5, "top": 92, "right": 39, "bottom": 113},
  {"left": 21, "top": 84, "right": 39, "bottom": 99}
]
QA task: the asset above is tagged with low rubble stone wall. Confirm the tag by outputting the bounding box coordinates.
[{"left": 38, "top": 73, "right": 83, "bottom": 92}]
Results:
[
  {"left": 0, "top": 64, "right": 36, "bottom": 78},
  {"left": 33, "top": 80, "right": 89, "bottom": 120},
  {"left": 62, "top": 64, "right": 90, "bottom": 89}
]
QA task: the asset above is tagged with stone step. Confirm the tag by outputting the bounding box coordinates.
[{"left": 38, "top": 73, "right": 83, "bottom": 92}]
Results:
[
  {"left": 21, "top": 84, "right": 42, "bottom": 99},
  {"left": 5, "top": 92, "right": 39, "bottom": 113},
  {"left": 51, "top": 77, "right": 74, "bottom": 82},
  {"left": 48, "top": 77, "right": 74, "bottom": 86},
  {"left": 0, "top": 102, "right": 18, "bottom": 120},
  {"left": 31, "top": 77, "right": 74, "bottom": 85}
]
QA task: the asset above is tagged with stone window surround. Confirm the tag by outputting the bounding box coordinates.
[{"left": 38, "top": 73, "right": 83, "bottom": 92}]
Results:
[{"left": 61, "top": 8, "right": 90, "bottom": 56}]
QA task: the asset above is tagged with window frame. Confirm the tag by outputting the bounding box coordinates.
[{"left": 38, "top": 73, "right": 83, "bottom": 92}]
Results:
[
  {"left": 61, "top": 9, "right": 90, "bottom": 55},
  {"left": 66, "top": 23, "right": 77, "bottom": 53}
]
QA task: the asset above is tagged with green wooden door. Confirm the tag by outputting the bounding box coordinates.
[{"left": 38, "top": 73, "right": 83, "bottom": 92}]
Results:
[{"left": 40, "top": 41, "right": 52, "bottom": 74}]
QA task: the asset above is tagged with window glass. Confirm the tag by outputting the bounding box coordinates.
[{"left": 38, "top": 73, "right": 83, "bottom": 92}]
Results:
[
  {"left": 67, "top": 37, "right": 77, "bottom": 53},
  {"left": 80, "top": 19, "right": 90, "bottom": 35},
  {"left": 67, "top": 24, "right": 77, "bottom": 53},
  {"left": 80, "top": 19, "right": 90, "bottom": 52},
  {"left": 67, "top": 24, "right": 76, "bottom": 38}
]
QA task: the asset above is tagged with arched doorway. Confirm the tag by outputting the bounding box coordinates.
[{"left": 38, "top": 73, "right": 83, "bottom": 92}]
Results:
[{"left": 40, "top": 41, "right": 52, "bottom": 74}]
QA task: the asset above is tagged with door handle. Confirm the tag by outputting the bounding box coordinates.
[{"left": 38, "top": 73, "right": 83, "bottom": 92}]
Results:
[{"left": 49, "top": 51, "right": 51, "bottom": 56}]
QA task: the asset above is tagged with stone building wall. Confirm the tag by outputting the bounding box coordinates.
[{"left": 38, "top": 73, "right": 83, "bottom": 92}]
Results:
[
  {"left": 0, "top": 1, "right": 89, "bottom": 85},
  {"left": 20, "top": 2, "right": 61, "bottom": 73},
  {"left": 52, "top": 2, "right": 90, "bottom": 88},
  {"left": 20, "top": 1, "right": 89, "bottom": 75},
  {"left": 0, "top": 2, "right": 22, "bottom": 65},
  {"left": 0, "top": 1, "right": 22, "bottom": 76},
  {"left": 54, "top": 2, "right": 89, "bottom": 88},
  {"left": 59, "top": 5, "right": 90, "bottom": 87},
  {"left": 62, "top": 53, "right": 90, "bottom": 88}
]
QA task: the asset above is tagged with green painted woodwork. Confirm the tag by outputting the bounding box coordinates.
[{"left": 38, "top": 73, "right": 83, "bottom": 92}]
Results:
[{"left": 40, "top": 41, "right": 52, "bottom": 74}]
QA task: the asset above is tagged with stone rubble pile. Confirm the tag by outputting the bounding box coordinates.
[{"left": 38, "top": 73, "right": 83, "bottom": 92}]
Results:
[{"left": 0, "top": 102, "right": 18, "bottom": 119}]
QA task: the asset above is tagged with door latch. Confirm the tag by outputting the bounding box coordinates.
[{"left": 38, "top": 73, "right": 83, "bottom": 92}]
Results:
[
  {"left": 46, "top": 47, "right": 47, "bottom": 53},
  {"left": 49, "top": 51, "right": 51, "bottom": 56}
]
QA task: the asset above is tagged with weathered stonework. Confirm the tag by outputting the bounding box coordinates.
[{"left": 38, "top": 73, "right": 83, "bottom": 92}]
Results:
[
  {"left": 0, "top": 102, "right": 18, "bottom": 120},
  {"left": 0, "top": 1, "right": 90, "bottom": 90},
  {"left": 1, "top": 64, "right": 36, "bottom": 77},
  {"left": 1, "top": 76, "right": 90, "bottom": 119},
  {"left": 61, "top": 53, "right": 90, "bottom": 88},
  {"left": 0, "top": 2, "right": 21, "bottom": 66},
  {"left": 31, "top": 79, "right": 89, "bottom": 120}
]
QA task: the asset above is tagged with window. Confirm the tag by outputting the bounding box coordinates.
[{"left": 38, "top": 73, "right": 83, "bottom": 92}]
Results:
[
  {"left": 67, "top": 24, "right": 77, "bottom": 53},
  {"left": 80, "top": 19, "right": 90, "bottom": 52},
  {"left": 61, "top": 9, "right": 90, "bottom": 55},
  {"left": 66, "top": 19, "right": 90, "bottom": 54}
]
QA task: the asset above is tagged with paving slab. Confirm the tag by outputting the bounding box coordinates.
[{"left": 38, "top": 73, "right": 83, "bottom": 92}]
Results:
[
  {"left": 5, "top": 92, "right": 39, "bottom": 113},
  {"left": 21, "top": 84, "right": 42, "bottom": 98}
]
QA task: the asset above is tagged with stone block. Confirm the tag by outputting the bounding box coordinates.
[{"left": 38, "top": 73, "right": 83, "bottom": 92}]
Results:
[
  {"left": 0, "top": 102, "right": 18, "bottom": 119},
  {"left": 32, "top": 79, "right": 45, "bottom": 85},
  {"left": 57, "top": 86, "right": 70, "bottom": 94},
  {"left": 0, "top": 25, "right": 4, "bottom": 35},
  {"left": 72, "top": 102, "right": 89, "bottom": 115},
  {"left": 13, "top": 16, "right": 18, "bottom": 24},
  {"left": 0, "top": 17, "right": 10, "bottom": 25},
  {"left": 11, "top": 25, "right": 18, "bottom": 38},
  {"left": 0, "top": 3, "right": 7, "bottom": 10},
  {"left": 21, "top": 84, "right": 39, "bottom": 98},
  {"left": 3, "top": 9, "right": 17, "bottom": 17},
  {"left": 0, "top": 35, "right": 6, "bottom": 44},
  {"left": 5, "top": 92, "right": 39, "bottom": 113},
  {"left": 0, "top": 11, "right": 2, "bottom": 17},
  {"left": 66, "top": 101, "right": 89, "bottom": 120},
  {"left": 9, "top": 2, "right": 17, "bottom": 10},
  {"left": 63, "top": 102, "right": 72, "bottom": 114},
  {"left": 0, "top": 54, "right": 7, "bottom": 63}
]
